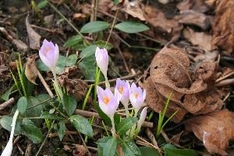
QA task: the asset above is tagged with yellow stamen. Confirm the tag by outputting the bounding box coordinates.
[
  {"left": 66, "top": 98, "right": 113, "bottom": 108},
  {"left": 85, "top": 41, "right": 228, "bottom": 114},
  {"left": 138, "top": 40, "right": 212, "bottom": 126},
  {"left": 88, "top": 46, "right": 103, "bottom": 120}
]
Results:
[
  {"left": 44, "top": 46, "right": 51, "bottom": 55},
  {"left": 118, "top": 86, "right": 123, "bottom": 94},
  {"left": 134, "top": 93, "right": 138, "bottom": 98},
  {"left": 103, "top": 96, "right": 110, "bottom": 105}
]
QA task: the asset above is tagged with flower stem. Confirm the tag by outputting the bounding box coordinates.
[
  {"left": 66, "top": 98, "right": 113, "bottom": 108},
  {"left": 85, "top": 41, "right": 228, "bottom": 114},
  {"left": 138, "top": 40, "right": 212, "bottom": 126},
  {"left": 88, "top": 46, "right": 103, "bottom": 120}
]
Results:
[
  {"left": 124, "top": 104, "right": 129, "bottom": 117},
  {"left": 52, "top": 71, "right": 63, "bottom": 102},
  {"left": 110, "top": 117, "right": 116, "bottom": 136},
  {"left": 104, "top": 75, "right": 110, "bottom": 89}
]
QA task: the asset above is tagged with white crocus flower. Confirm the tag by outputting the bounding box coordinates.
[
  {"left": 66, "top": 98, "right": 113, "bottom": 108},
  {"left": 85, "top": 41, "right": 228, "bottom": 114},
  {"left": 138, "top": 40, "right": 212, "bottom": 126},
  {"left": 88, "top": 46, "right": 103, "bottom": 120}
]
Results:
[{"left": 1, "top": 110, "right": 19, "bottom": 156}]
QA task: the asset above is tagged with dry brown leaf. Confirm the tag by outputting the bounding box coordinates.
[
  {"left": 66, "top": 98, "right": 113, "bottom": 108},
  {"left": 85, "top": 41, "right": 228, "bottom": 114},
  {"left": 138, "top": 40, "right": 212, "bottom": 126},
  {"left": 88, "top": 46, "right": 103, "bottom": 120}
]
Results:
[
  {"left": 25, "top": 55, "right": 38, "bottom": 85},
  {"left": 58, "top": 75, "right": 88, "bottom": 101},
  {"left": 98, "top": 0, "right": 114, "bottom": 15},
  {"left": 122, "top": 0, "right": 146, "bottom": 21},
  {"left": 73, "top": 13, "right": 87, "bottom": 21},
  {"left": 144, "top": 5, "right": 182, "bottom": 34},
  {"left": 144, "top": 46, "right": 224, "bottom": 123},
  {"left": 183, "top": 28, "right": 212, "bottom": 51},
  {"left": 25, "top": 15, "right": 41, "bottom": 50},
  {"left": 73, "top": 144, "right": 88, "bottom": 156},
  {"left": 176, "top": 10, "right": 211, "bottom": 30},
  {"left": 185, "top": 109, "right": 234, "bottom": 155},
  {"left": 212, "top": 0, "right": 234, "bottom": 55},
  {"left": 144, "top": 78, "right": 187, "bottom": 123},
  {"left": 177, "top": 0, "right": 210, "bottom": 13}
]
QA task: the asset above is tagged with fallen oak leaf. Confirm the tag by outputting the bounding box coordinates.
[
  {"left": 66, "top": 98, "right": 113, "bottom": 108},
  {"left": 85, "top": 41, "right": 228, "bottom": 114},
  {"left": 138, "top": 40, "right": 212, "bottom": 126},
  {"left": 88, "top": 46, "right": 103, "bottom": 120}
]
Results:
[{"left": 185, "top": 109, "right": 234, "bottom": 155}]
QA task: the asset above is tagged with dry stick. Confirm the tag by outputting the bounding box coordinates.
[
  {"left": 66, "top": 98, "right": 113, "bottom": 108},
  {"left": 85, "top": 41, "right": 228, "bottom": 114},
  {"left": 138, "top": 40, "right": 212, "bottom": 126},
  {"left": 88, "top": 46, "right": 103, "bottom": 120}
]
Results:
[
  {"left": 35, "top": 71, "right": 54, "bottom": 156},
  {"left": 78, "top": 132, "right": 92, "bottom": 156},
  {"left": 146, "top": 128, "right": 161, "bottom": 152},
  {"left": 216, "top": 71, "right": 234, "bottom": 83},
  {"left": 37, "top": 71, "right": 54, "bottom": 98},
  {"left": 161, "top": 130, "right": 182, "bottom": 148},
  {"left": 116, "top": 45, "right": 130, "bottom": 73},
  {"left": 0, "top": 97, "right": 15, "bottom": 110},
  {"left": 216, "top": 78, "right": 234, "bottom": 87},
  {"left": 35, "top": 120, "right": 55, "bottom": 156},
  {"left": 136, "top": 136, "right": 162, "bottom": 155}
]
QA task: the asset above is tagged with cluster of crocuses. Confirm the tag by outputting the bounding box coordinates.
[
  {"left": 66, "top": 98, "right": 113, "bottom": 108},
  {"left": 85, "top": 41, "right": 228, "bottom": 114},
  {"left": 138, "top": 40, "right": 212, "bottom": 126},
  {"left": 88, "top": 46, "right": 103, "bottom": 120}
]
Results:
[{"left": 95, "top": 47, "right": 148, "bottom": 137}]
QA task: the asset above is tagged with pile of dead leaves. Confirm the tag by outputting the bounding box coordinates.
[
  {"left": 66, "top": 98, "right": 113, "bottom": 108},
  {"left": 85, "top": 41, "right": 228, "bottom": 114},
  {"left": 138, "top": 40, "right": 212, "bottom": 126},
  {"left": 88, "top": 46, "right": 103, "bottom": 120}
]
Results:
[{"left": 141, "top": 0, "right": 234, "bottom": 155}]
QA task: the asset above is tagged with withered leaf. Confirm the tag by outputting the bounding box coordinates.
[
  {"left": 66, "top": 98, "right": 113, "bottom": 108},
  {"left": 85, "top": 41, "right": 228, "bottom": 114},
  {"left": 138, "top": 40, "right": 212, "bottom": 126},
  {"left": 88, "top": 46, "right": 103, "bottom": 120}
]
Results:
[
  {"left": 144, "top": 46, "right": 223, "bottom": 123},
  {"left": 25, "top": 55, "right": 38, "bottom": 85},
  {"left": 58, "top": 75, "right": 88, "bottom": 101},
  {"left": 122, "top": 0, "right": 146, "bottom": 21},
  {"left": 144, "top": 5, "right": 182, "bottom": 34},
  {"left": 185, "top": 109, "right": 234, "bottom": 155},
  {"left": 25, "top": 15, "right": 41, "bottom": 50},
  {"left": 144, "top": 78, "right": 187, "bottom": 123},
  {"left": 212, "top": 0, "right": 234, "bottom": 55},
  {"left": 176, "top": 10, "right": 211, "bottom": 30},
  {"left": 177, "top": 0, "right": 210, "bottom": 13}
]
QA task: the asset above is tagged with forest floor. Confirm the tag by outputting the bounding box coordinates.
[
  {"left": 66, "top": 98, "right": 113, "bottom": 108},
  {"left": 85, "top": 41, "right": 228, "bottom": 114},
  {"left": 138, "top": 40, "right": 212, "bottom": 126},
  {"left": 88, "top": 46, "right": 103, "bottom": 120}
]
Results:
[{"left": 0, "top": 0, "right": 234, "bottom": 155}]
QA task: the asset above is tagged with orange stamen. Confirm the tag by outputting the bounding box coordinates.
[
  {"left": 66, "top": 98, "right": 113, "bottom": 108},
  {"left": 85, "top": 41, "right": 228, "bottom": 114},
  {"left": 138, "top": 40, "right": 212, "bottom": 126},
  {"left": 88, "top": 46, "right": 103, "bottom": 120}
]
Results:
[
  {"left": 44, "top": 46, "right": 51, "bottom": 55},
  {"left": 118, "top": 86, "right": 123, "bottom": 94},
  {"left": 103, "top": 96, "right": 110, "bottom": 105},
  {"left": 134, "top": 93, "right": 138, "bottom": 98}
]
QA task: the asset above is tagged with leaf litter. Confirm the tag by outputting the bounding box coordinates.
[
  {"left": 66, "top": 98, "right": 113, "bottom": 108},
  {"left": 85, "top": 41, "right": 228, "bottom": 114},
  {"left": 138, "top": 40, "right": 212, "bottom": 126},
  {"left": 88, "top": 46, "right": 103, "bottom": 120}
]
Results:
[{"left": 1, "top": 0, "right": 234, "bottom": 155}]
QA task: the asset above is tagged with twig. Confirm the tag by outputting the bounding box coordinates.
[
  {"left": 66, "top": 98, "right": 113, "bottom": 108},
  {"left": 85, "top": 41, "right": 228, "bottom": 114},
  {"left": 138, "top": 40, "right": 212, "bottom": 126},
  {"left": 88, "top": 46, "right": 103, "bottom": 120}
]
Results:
[
  {"left": 215, "top": 78, "right": 234, "bottom": 87},
  {"left": 116, "top": 45, "right": 130, "bottom": 73},
  {"left": 0, "top": 97, "right": 15, "bottom": 110},
  {"left": 48, "top": 2, "right": 84, "bottom": 38},
  {"left": 78, "top": 132, "right": 92, "bottom": 156},
  {"left": 146, "top": 128, "right": 160, "bottom": 150},
  {"left": 216, "top": 71, "right": 234, "bottom": 83},
  {"left": 35, "top": 121, "right": 55, "bottom": 156},
  {"left": 136, "top": 136, "right": 162, "bottom": 155},
  {"left": 37, "top": 71, "right": 54, "bottom": 98}
]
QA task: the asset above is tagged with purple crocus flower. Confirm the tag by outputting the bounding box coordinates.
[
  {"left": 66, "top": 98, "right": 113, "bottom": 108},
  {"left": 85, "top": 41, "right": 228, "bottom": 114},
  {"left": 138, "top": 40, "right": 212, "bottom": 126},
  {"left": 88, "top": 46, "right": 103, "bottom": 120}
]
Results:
[
  {"left": 95, "top": 47, "right": 109, "bottom": 78},
  {"left": 97, "top": 86, "right": 119, "bottom": 119},
  {"left": 39, "top": 39, "right": 59, "bottom": 75},
  {"left": 130, "top": 83, "right": 146, "bottom": 114},
  {"left": 115, "top": 78, "right": 130, "bottom": 106}
]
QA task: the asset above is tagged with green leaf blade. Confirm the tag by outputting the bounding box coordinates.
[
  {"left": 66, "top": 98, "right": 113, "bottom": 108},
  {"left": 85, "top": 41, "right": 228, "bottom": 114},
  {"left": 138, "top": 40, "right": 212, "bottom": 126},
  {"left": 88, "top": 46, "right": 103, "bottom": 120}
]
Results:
[
  {"left": 115, "top": 21, "right": 149, "bottom": 33},
  {"left": 80, "top": 21, "right": 110, "bottom": 33},
  {"left": 21, "top": 119, "right": 43, "bottom": 144},
  {"left": 163, "top": 144, "right": 198, "bottom": 156},
  {"left": 63, "top": 94, "right": 77, "bottom": 116},
  {"left": 97, "top": 136, "right": 117, "bottom": 156},
  {"left": 122, "top": 140, "right": 141, "bottom": 156},
  {"left": 17, "top": 96, "right": 28, "bottom": 115},
  {"left": 116, "top": 117, "right": 137, "bottom": 135},
  {"left": 69, "top": 115, "right": 93, "bottom": 137}
]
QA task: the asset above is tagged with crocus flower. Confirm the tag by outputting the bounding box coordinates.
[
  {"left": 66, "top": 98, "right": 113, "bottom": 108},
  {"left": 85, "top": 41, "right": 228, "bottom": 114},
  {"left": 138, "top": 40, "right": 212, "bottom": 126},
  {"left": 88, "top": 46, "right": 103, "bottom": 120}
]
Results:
[
  {"left": 130, "top": 83, "right": 146, "bottom": 115},
  {"left": 97, "top": 86, "right": 119, "bottom": 119},
  {"left": 39, "top": 39, "right": 59, "bottom": 75},
  {"left": 115, "top": 78, "right": 130, "bottom": 106},
  {"left": 136, "top": 107, "right": 148, "bottom": 133},
  {"left": 1, "top": 110, "right": 19, "bottom": 156},
  {"left": 95, "top": 47, "right": 109, "bottom": 79}
]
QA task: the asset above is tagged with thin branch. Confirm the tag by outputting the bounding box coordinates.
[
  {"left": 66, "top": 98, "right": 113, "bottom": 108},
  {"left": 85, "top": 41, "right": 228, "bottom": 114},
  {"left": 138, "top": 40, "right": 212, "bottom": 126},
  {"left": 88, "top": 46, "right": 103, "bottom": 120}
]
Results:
[{"left": 0, "top": 98, "right": 15, "bottom": 110}]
